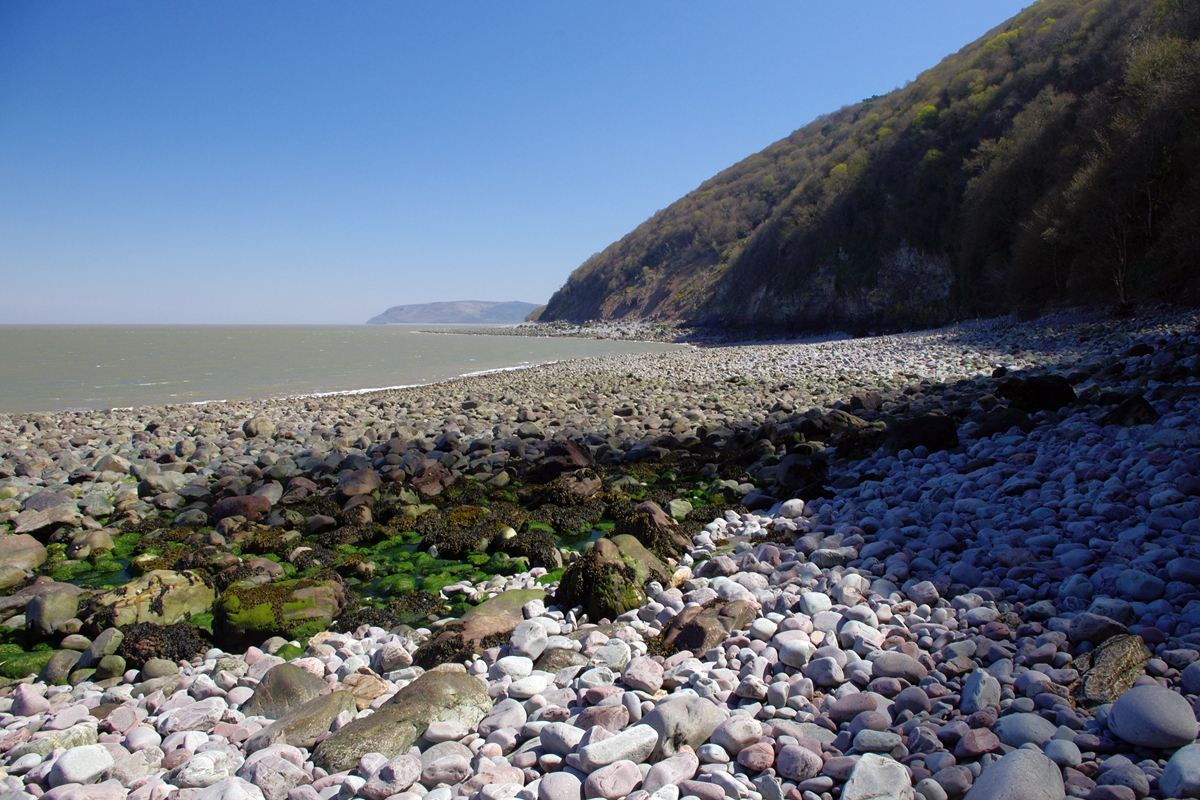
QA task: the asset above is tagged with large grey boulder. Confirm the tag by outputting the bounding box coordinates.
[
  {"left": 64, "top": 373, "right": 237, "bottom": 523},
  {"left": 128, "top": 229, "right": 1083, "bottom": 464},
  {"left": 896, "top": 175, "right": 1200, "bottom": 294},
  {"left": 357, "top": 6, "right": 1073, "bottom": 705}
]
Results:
[
  {"left": 640, "top": 694, "right": 727, "bottom": 760},
  {"left": 26, "top": 589, "right": 80, "bottom": 636},
  {"left": 0, "top": 534, "right": 47, "bottom": 571},
  {"left": 1161, "top": 743, "right": 1200, "bottom": 798},
  {"left": 245, "top": 691, "right": 357, "bottom": 752},
  {"left": 1108, "top": 684, "right": 1200, "bottom": 748},
  {"left": 964, "top": 749, "right": 1064, "bottom": 800},
  {"left": 312, "top": 667, "right": 491, "bottom": 773},
  {"left": 842, "top": 753, "right": 914, "bottom": 800},
  {"left": 241, "top": 663, "right": 327, "bottom": 720},
  {"left": 993, "top": 713, "right": 1056, "bottom": 748}
]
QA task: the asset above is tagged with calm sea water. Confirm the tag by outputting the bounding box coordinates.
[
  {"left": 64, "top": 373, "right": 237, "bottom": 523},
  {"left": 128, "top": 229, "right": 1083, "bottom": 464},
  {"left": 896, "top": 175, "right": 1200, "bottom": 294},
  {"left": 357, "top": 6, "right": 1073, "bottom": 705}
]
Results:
[{"left": 0, "top": 326, "right": 682, "bottom": 413}]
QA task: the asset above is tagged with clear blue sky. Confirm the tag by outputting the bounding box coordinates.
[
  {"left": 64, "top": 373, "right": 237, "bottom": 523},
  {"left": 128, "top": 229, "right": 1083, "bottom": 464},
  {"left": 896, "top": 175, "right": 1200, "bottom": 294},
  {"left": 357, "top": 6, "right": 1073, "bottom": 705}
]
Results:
[{"left": 0, "top": 2, "right": 1030, "bottom": 324}]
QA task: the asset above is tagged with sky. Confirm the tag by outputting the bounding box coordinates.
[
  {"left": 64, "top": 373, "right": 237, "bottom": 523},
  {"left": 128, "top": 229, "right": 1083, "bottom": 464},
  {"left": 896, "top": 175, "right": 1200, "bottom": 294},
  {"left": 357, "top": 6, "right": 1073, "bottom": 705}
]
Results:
[{"left": 0, "top": 2, "right": 1032, "bottom": 324}]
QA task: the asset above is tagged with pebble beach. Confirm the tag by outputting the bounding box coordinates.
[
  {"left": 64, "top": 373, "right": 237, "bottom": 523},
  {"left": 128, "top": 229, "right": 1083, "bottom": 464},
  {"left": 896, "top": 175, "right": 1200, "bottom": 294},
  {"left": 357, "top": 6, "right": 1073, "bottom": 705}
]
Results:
[{"left": 1, "top": 307, "right": 1200, "bottom": 800}]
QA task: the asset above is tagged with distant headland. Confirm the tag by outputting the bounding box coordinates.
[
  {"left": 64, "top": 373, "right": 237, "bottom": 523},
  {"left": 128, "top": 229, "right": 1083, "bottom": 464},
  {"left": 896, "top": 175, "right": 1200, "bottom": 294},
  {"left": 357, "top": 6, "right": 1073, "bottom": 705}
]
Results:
[{"left": 366, "top": 300, "right": 543, "bottom": 325}]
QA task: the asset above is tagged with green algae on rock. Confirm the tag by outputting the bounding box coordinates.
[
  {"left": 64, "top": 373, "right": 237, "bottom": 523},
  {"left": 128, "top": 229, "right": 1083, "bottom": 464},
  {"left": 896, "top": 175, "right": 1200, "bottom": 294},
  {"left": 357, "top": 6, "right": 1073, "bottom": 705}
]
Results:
[
  {"left": 0, "top": 644, "right": 55, "bottom": 680},
  {"left": 218, "top": 577, "right": 346, "bottom": 642}
]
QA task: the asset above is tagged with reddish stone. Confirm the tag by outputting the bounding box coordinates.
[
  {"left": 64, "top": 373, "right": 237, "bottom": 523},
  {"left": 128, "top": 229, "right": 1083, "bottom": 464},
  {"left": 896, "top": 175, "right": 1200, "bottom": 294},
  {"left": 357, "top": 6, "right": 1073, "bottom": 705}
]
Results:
[
  {"left": 212, "top": 495, "right": 272, "bottom": 523},
  {"left": 736, "top": 742, "right": 776, "bottom": 772},
  {"left": 954, "top": 728, "right": 1000, "bottom": 759}
]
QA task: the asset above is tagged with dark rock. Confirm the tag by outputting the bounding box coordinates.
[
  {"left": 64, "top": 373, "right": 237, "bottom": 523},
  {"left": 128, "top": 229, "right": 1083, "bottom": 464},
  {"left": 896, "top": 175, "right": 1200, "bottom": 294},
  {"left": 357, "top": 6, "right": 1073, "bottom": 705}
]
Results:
[
  {"left": 1101, "top": 396, "right": 1160, "bottom": 426},
  {"left": 661, "top": 600, "right": 759, "bottom": 653},
  {"left": 998, "top": 375, "right": 1076, "bottom": 413},
  {"left": 524, "top": 440, "right": 595, "bottom": 484},
  {"left": 412, "top": 461, "right": 457, "bottom": 498},
  {"left": 306, "top": 515, "right": 338, "bottom": 535},
  {"left": 884, "top": 413, "right": 958, "bottom": 455},
  {"left": 976, "top": 407, "right": 1034, "bottom": 438},
  {"left": 246, "top": 689, "right": 357, "bottom": 752},
  {"left": 338, "top": 469, "right": 382, "bottom": 497},
  {"left": 1068, "top": 613, "right": 1128, "bottom": 646}
]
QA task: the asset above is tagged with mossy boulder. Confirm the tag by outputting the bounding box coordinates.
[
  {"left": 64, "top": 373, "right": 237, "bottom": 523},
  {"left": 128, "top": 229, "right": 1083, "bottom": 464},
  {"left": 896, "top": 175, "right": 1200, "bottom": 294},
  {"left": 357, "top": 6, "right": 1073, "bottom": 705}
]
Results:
[
  {"left": 313, "top": 666, "right": 491, "bottom": 773},
  {"left": 218, "top": 578, "right": 346, "bottom": 641},
  {"left": 87, "top": 570, "right": 215, "bottom": 631},
  {"left": 555, "top": 534, "right": 670, "bottom": 622},
  {"left": 0, "top": 645, "right": 56, "bottom": 680},
  {"left": 413, "top": 588, "right": 545, "bottom": 668}
]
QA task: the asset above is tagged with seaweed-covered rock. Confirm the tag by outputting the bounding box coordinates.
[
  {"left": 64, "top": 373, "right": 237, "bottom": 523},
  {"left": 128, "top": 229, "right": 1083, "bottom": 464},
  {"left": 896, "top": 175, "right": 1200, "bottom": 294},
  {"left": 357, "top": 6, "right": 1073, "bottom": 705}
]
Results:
[
  {"left": 497, "top": 529, "right": 562, "bottom": 569},
  {"left": 116, "top": 622, "right": 212, "bottom": 669},
  {"left": 317, "top": 523, "right": 379, "bottom": 549},
  {"left": 528, "top": 501, "right": 605, "bottom": 537},
  {"left": 88, "top": 570, "right": 215, "bottom": 631},
  {"left": 413, "top": 589, "right": 545, "bottom": 669},
  {"left": 1071, "top": 634, "right": 1152, "bottom": 708},
  {"left": 522, "top": 469, "right": 603, "bottom": 507},
  {"left": 417, "top": 506, "right": 505, "bottom": 559},
  {"left": 555, "top": 534, "right": 670, "bottom": 622},
  {"left": 218, "top": 578, "right": 346, "bottom": 641},
  {"left": 612, "top": 501, "right": 689, "bottom": 561},
  {"left": 313, "top": 667, "right": 491, "bottom": 773}
]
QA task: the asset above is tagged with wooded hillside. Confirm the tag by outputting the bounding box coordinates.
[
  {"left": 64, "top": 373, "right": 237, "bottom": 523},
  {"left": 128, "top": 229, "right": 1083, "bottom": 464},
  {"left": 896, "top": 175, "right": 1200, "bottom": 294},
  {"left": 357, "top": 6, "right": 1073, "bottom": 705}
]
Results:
[{"left": 542, "top": 0, "right": 1200, "bottom": 331}]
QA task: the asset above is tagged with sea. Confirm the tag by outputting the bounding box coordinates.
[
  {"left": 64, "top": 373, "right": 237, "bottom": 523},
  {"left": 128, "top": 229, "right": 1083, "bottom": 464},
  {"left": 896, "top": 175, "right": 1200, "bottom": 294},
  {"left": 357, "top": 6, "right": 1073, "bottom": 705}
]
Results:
[{"left": 0, "top": 326, "right": 683, "bottom": 414}]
